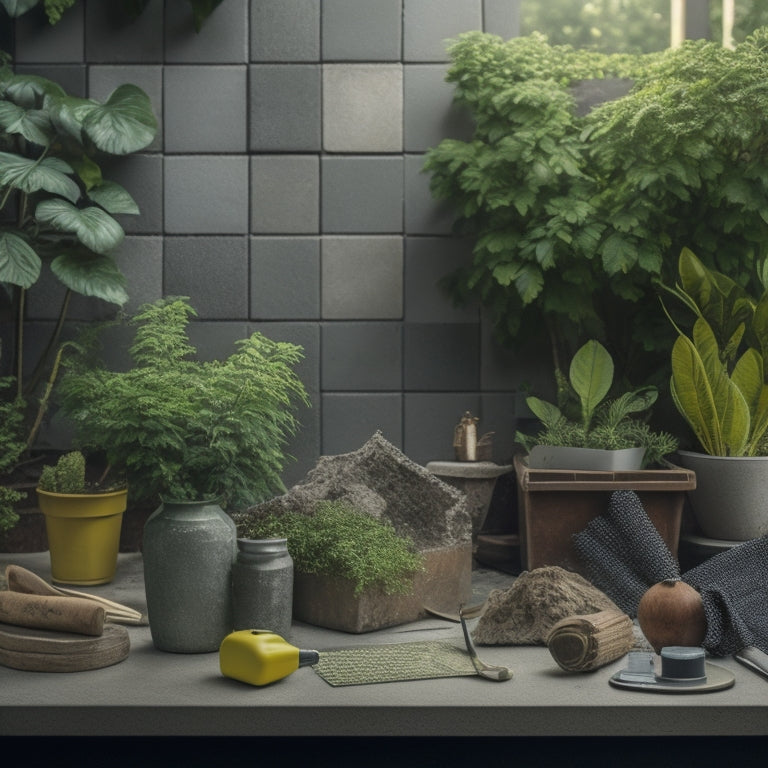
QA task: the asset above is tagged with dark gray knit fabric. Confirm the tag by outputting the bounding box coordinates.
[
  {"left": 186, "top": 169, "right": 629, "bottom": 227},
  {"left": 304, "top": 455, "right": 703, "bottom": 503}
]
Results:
[
  {"left": 572, "top": 490, "right": 768, "bottom": 657},
  {"left": 684, "top": 536, "right": 768, "bottom": 657},
  {"left": 571, "top": 490, "right": 680, "bottom": 616}
]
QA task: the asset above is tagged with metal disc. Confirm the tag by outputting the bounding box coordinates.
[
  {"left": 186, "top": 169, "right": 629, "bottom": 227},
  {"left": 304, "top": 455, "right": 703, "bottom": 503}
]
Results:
[{"left": 609, "top": 662, "right": 735, "bottom": 694}]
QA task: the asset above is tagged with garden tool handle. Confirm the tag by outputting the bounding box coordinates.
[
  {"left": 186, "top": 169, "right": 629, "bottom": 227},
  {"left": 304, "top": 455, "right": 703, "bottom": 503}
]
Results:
[{"left": 0, "top": 590, "right": 105, "bottom": 636}]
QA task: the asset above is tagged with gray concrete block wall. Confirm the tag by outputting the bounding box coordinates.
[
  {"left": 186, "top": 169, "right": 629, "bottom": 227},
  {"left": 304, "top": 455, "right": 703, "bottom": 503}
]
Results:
[{"left": 10, "top": 0, "right": 532, "bottom": 490}]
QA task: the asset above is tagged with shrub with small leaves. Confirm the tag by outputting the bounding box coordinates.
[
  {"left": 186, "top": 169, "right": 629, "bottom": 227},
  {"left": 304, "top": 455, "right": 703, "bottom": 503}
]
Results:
[
  {"left": 38, "top": 451, "right": 86, "bottom": 494},
  {"left": 235, "top": 500, "right": 425, "bottom": 596}
]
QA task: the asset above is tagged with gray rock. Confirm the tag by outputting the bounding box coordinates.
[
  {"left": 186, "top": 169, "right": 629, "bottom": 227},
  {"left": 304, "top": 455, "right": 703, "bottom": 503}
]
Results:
[
  {"left": 472, "top": 565, "right": 622, "bottom": 646},
  {"left": 240, "top": 431, "right": 471, "bottom": 549}
]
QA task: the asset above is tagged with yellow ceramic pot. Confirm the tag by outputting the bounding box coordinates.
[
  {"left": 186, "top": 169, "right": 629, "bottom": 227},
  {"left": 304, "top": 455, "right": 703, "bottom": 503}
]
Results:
[{"left": 36, "top": 488, "right": 128, "bottom": 586}]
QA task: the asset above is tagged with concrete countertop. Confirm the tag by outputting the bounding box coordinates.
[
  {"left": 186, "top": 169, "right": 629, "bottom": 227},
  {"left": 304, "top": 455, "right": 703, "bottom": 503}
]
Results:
[{"left": 0, "top": 551, "right": 766, "bottom": 739}]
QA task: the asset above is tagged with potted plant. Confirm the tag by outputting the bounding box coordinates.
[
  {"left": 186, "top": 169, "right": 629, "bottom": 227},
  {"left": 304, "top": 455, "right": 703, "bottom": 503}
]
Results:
[
  {"left": 659, "top": 247, "right": 768, "bottom": 541},
  {"left": 512, "top": 339, "right": 692, "bottom": 575},
  {"left": 234, "top": 499, "right": 427, "bottom": 634},
  {"left": 0, "top": 50, "right": 157, "bottom": 543},
  {"left": 515, "top": 339, "right": 678, "bottom": 471},
  {"left": 53, "top": 295, "right": 309, "bottom": 652},
  {"left": 35, "top": 450, "right": 127, "bottom": 586}
]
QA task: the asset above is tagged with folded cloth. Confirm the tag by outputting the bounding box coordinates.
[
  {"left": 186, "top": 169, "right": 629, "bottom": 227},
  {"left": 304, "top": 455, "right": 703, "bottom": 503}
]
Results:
[
  {"left": 571, "top": 490, "right": 679, "bottom": 616},
  {"left": 683, "top": 536, "right": 768, "bottom": 657},
  {"left": 572, "top": 490, "right": 768, "bottom": 657}
]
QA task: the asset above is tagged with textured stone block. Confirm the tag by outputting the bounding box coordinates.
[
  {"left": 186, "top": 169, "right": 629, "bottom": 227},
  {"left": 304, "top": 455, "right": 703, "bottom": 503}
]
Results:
[
  {"left": 403, "top": 0, "right": 483, "bottom": 62},
  {"left": 483, "top": 0, "right": 521, "bottom": 39},
  {"left": 404, "top": 64, "right": 473, "bottom": 151},
  {"left": 250, "top": 237, "right": 320, "bottom": 319},
  {"left": 321, "top": 236, "right": 403, "bottom": 319},
  {"left": 164, "top": 66, "right": 247, "bottom": 152},
  {"left": 99, "top": 154, "right": 163, "bottom": 235},
  {"left": 164, "top": 156, "right": 249, "bottom": 234},
  {"left": 85, "top": 2, "right": 163, "bottom": 63},
  {"left": 404, "top": 154, "right": 455, "bottom": 234},
  {"left": 165, "top": 0, "right": 248, "bottom": 63},
  {"left": 14, "top": 6, "right": 84, "bottom": 63},
  {"left": 16, "top": 64, "right": 85, "bottom": 96},
  {"left": 404, "top": 236, "right": 478, "bottom": 322},
  {"left": 322, "top": 0, "right": 402, "bottom": 61},
  {"left": 321, "top": 156, "right": 403, "bottom": 233},
  {"left": 113, "top": 236, "right": 163, "bottom": 314},
  {"left": 323, "top": 64, "right": 403, "bottom": 152},
  {"left": 249, "top": 65, "right": 321, "bottom": 151},
  {"left": 404, "top": 323, "right": 480, "bottom": 391},
  {"left": 321, "top": 322, "right": 402, "bottom": 391},
  {"left": 163, "top": 236, "right": 249, "bottom": 318},
  {"left": 250, "top": 155, "right": 319, "bottom": 234},
  {"left": 250, "top": 0, "right": 320, "bottom": 62},
  {"left": 321, "top": 394, "right": 403, "bottom": 455}
]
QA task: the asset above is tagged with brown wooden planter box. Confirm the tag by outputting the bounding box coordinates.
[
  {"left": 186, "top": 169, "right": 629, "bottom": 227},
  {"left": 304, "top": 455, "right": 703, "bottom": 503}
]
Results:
[
  {"left": 513, "top": 454, "right": 696, "bottom": 576},
  {"left": 292, "top": 542, "right": 473, "bottom": 633}
]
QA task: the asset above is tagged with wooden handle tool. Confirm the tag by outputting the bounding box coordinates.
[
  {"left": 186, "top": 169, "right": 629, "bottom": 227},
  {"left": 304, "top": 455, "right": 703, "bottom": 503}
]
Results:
[{"left": 0, "top": 590, "right": 105, "bottom": 636}]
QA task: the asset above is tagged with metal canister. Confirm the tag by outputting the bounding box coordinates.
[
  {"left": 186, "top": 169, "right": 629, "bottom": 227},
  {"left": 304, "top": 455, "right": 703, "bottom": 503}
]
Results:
[{"left": 231, "top": 538, "right": 294, "bottom": 640}]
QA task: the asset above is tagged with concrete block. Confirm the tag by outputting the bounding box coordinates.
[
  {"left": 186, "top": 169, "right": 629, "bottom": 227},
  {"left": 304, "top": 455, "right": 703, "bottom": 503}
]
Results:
[
  {"left": 250, "top": 155, "right": 319, "bottom": 234},
  {"left": 250, "top": 0, "right": 320, "bottom": 62},
  {"left": 163, "top": 236, "right": 249, "bottom": 318},
  {"left": 250, "top": 237, "right": 320, "bottom": 320},
  {"left": 321, "top": 393, "right": 403, "bottom": 455},
  {"left": 164, "top": 65, "right": 247, "bottom": 152},
  {"left": 321, "top": 322, "right": 402, "bottom": 391},
  {"left": 404, "top": 323, "right": 480, "bottom": 390},
  {"left": 323, "top": 64, "right": 403, "bottom": 152},
  {"left": 404, "top": 392, "right": 482, "bottom": 465},
  {"left": 483, "top": 0, "right": 521, "bottom": 39},
  {"left": 321, "top": 236, "right": 403, "bottom": 319},
  {"left": 88, "top": 65, "right": 163, "bottom": 152},
  {"left": 85, "top": 2, "right": 163, "bottom": 63},
  {"left": 249, "top": 65, "right": 321, "bottom": 151},
  {"left": 404, "top": 64, "right": 474, "bottom": 151},
  {"left": 186, "top": 321, "right": 251, "bottom": 362},
  {"left": 99, "top": 154, "right": 163, "bottom": 235},
  {"left": 321, "top": 156, "right": 403, "bottom": 233},
  {"left": 165, "top": 0, "right": 248, "bottom": 63},
  {"left": 322, "top": 0, "right": 402, "bottom": 61},
  {"left": 404, "top": 236, "right": 478, "bottom": 322},
  {"left": 113, "top": 235, "right": 163, "bottom": 315},
  {"left": 404, "top": 154, "right": 455, "bottom": 234},
  {"left": 403, "top": 0, "right": 483, "bottom": 62},
  {"left": 164, "top": 156, "right": 249, "bottom": 234},
  {"left": 13, "top": 6, "right": 84, "bottom": 63},
  {"left": 15, "top": 64, "right": 85, "bottom": 96}
]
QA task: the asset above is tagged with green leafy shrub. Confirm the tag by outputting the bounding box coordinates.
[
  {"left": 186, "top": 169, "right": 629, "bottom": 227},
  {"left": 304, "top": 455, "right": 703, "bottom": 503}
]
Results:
[
  {"left": 55, "top": 296, "right": 309, "bottom": 511},
  {"left": 235, "top": 500, "right": 425, "bottom": 596},
  {"left": 516, "top": 339, "right": 678, "bottom": 465},
  {"left": 424, "top": 30, "right": 768, "bottom": 388},
  {"left": 38, "top": 451, "right": 86, "bottom": 494}
]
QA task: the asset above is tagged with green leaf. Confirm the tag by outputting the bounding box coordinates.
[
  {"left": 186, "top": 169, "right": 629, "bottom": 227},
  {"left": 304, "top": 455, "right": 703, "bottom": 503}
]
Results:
[
  {"left": 82, "top": 84, "right": 157, "bottom": 155},
  {"left": 188, "top": 0, "right": 224, "bottom": 32},
  {"left": 569, "top": 340, "right": 614, "bottom": 430},
  {"left": 46, "top": 94, "right": 98, "bottom": 143},
  {"left": 35, "top": 199, "right": 125, "bottom": 254},
  {"left": 525, "top": 396, "right": 563, "bottom": 430},
  {"left": 0, "top": 152, "right": 80, "bottom": 202},
  {"left": 87, "top": 181, "right": 140, "bottom": 215},
  {"left": 0, "top": 230, "right": 41, "bottom": 288},
  {"left": 0, "top": 0, "right": 41, "bottom": 18},
  {"left": 51, "top": 251, "right": 128, "bottom": 306},
  {"left": 0, "top": 102, "right": 53, "bottom": 146},
  {"left": 3, "top": 72, "right": 66, "bottom": 108}
]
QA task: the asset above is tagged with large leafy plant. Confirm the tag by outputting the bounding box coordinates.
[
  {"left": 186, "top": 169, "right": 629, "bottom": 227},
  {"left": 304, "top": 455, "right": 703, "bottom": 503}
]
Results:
[
  {"left": 424, "top": 30, "right": 768, "bottom": 389},
  {"left": 55, "top": 296, "right": 310, "bottom": 511},
  {"left": 516, "top": 339, "right": 677, "bottom": 465},
  {"left": 661, "top": 248, "right": 768, "bottom": 456}
]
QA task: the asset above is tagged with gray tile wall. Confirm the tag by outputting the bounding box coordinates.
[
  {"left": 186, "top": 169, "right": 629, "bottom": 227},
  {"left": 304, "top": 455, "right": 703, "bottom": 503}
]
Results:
[{"left": 10, "top": 0, "right": 539, "bottom": 488}]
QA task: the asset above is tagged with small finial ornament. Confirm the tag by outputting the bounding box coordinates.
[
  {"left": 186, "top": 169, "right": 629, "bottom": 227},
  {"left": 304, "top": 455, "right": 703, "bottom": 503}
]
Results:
[{"left": 453, "top": 411, "right": 494, "bottom": 461}]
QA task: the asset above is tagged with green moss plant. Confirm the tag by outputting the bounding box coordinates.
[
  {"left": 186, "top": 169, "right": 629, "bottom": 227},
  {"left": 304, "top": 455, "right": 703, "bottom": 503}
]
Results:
[{"left": 235, "top": 500, "right": 425, "bottom": 597}]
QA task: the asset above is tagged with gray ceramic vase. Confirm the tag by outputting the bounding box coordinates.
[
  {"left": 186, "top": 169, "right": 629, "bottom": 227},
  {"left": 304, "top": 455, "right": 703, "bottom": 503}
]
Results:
[{"left": 143, "top": 498, "right": 237, "bottom": 653}]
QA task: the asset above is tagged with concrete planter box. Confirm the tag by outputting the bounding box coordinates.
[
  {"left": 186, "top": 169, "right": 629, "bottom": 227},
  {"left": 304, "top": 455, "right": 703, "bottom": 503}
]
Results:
[
  {"left": 527, "top": 445, "right": 646, "bottom": 471},
  {"left": 292, "top": 543, "right": 473, "bottom": 633},
  {"left": 514, "top": 454, "right": 695, "bottom": 576}
]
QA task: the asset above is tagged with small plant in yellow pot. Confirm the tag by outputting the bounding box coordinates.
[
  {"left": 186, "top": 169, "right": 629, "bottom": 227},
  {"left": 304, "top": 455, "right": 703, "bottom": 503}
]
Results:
[{"left": 36, "top": 451, "right": 127, "bottom": 586}]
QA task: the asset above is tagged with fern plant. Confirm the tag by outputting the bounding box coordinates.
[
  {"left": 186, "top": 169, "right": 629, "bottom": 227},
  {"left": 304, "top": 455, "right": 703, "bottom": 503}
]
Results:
[
  {"left": 55, "top": 296, "right": 309, "bottom": 512},
  {"left": 424, "top": 30, "right": 768, "bottom": 389}
]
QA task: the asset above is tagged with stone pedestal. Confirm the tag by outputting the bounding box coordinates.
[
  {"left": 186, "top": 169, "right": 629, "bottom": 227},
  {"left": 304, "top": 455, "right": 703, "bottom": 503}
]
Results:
[{"left": 426, "top": 461, "right": 513, "bottom": 546}]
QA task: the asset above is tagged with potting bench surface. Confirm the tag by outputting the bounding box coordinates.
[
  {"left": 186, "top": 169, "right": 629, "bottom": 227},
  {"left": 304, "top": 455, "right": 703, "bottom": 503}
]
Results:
[{"left": 0, "top": 552, "right": 766, "bottom": 739}]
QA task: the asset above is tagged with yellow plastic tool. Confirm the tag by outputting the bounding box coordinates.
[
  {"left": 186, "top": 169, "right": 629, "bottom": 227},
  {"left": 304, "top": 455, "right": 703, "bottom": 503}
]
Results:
[{"left": 219, "top": 629, "right": 320, "bottom": 686}]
